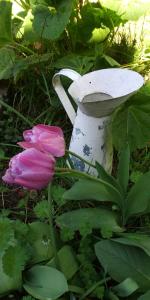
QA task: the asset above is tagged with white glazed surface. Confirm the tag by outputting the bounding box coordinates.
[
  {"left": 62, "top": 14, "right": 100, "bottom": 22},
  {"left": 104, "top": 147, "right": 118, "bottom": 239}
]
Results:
[
  {"left": 69, "top": 109, "right": 112, "bottom": 175},
  {"left": 68, "top": 68, "right": 144, "bottom": 102}
]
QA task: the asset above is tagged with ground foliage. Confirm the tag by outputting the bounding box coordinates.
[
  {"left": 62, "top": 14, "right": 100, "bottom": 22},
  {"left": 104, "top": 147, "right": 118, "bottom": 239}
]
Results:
[{"left": 0, "top": 0, "right": 150, "bottom": 299}]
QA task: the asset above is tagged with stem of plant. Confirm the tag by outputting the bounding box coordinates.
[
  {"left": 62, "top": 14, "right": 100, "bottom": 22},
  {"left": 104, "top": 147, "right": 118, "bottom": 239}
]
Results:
[
  {"left": 55, "top": 167, "right": 122, "bottom": 199},
  {"left": 79, "top": 277, "right": 111, "bottom": 300},
  {"left": 66, "top": 150, "right": 96, "bottom": 169},
  {"left": 47, "top": 183, "right": 59, "bottom": 269}
]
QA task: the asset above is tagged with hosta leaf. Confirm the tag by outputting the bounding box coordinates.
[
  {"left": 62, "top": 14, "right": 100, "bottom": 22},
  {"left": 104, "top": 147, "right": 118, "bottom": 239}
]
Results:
[
  {"left": 125, "top": 171, "right": 150, "bottom": 220},
  {"left": 112, "top": 91, "right": 150, "bottom": 151},
  {"left": 62, "top": 179, "right": 122, "bottom": 206},
  {"left": 2, "top": 244, "right": 29, "bottom": 278},
  {"left": 114, "top": 233, "right": 150, "bottom": 256},
  {"left": 32, "top": 0, "right": 73, "bottom": 40},
  {"left": 0, "top": 1, "right": 12, "bottom": 46},
  {"left": 56, "top": 208, "right": 123, "bottom": 234},
  {"left": 23, "top": 265, "right": 68, "bottom": 300},
  {"left": 0, "top": 218, "right": 14, "bottom": 252},
  {"left": 95, "top": 239, "right": 150, "bottom": 292}
]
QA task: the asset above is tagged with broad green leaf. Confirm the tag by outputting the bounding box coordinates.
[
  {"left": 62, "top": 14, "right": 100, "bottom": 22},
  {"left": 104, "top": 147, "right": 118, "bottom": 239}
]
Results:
[
  {"left": 113, "top": 278, "right": 139, "bottom": 297},
  {"left": 0, "top": 48, "right": 15, "bottom": 79},
  {"left": 28, "top": 222, "right": 54, "bottom": 264},
  {"left": 95, "top": 240, "right": 150, "bottom": 292},
  {"left": 112, "top": 91, "right": 150, "bottom": 151},
  {"left": 54, "top": 55, "right": 94, "bottom": 75},
  {"left": 114, "top": 233, "right": 150, "bottom": 256},
  {"left": 0, "top": 1, "right": 12, "bottom": 46},
  {"left": 32, "top": 0, "right": 73, "bottom": 40},
  {"left": 138, "top": 290, "right": 150, "bottom": 299},
  {"left": 57, "top": 208, "right": 123, "bottom": 234},
  {"left": 23, "top": 265, "right": 68, "bottom": 300},
  {"left": 2, "top": 244, "right": 28, "bottom": 278},
  {"left": 47, "top": 245, "right": 79, "bottom": 280},
  {"left": 125, "top": 171, "right": 150, "bottom": 220},
  {"left": 117, "top": 143, "right": 130, "bottom": 194},
  {"left": 0, "top": 253, "right": 22, "bottom": 295},
  {"left": 95, "top": 161, "right": 121, "bottom": 192},
  {"left": 0, "top": 218, "right": 14, "bottom": 252},
  {"left": 62, "top": 179, "right": 122, "bottom": 206}
]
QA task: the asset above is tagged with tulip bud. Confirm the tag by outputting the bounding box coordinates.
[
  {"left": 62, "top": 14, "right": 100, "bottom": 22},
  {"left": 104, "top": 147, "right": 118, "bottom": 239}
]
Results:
[
  {"left": 2, "top": 148, "right": 55, "bottom": 190},
  {"left": 18, "top": 124, "right": 65, "bottom": 157}
]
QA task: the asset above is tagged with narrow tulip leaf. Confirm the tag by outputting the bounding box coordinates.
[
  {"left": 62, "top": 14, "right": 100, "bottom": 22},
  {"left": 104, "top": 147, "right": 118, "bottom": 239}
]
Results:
[
  {"left": 23, "top": 265, "right": 68, "bottom": 300},
  {"left": 117, "top": 143, "right": 130, "bottom": 194},
  {"left": 95, "top": 240, "right": 150, "bottom": 292},
  {"left": 0, "top": 1, "right": 12, "bottom": 46},
  {"left": 95, "top": 161, "right": 121, "bottom": 192},
  {"left": 138, "top": 290, "right": 150, "bottom": 299},
  {"left": 113, "top": 278, "right": 139, "bottom": 297},
  {"left": 114, "top": 233, "right": 150, "bottom": 257},
  {"left": 57, "top": 208, "right": 123, "bottom": 234},
  {"left": 32, "top": 0, "right": 73, "bottom": 40},
  {"left": 112, "top": 91, "right": 150, "bottom": 151},
  {"left": 125, "top": 171, "right": 150, "bottom": 220},
  {"left": 62, "top": 179, "right": 122, "bottom": 206}
]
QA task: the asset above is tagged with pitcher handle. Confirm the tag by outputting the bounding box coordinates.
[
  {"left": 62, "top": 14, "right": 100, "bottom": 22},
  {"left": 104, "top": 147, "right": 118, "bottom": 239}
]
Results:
[{"left": 52, "top": 69, "right": 81, "bottom": 125}]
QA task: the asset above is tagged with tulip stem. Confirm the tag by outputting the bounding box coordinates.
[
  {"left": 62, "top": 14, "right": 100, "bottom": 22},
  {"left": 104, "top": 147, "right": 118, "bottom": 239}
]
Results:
[
  {"left": 55, "top": 167, "right": 122, "bottom": 199},
  {"left": 66, "top": 150, "right": 96, "bottom": 169},
  {"left": 47, "top": 183, "right": 59, "bottom": 269}
]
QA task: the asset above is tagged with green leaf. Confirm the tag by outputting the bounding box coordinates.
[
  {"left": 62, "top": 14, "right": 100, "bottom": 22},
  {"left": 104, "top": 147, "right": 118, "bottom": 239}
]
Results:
[
  {"left": 138, "top": 290, "right": 150, "bottom": 299},
  {"left": 125, "top": 171, "right": 150, "bottom": 220},
  {"left": 117, "top": 143, "right": 130, "bottom": 194},
  {"left": 34, "top": 200, "right": 50, "bottom": 220},
  {"left": 28, "top": 222, "right": 54, "bottom": 264},
  {"left": 2, "top": 244, "right": 28, "bottom": 278},
  {"left": 23, "top": 265, "right": 68, "bottom": 300},
  {"left": 103, "top": 54, "right": 120, "bottom": 67},
  {"left": 113, "top": 278, "right": 139, "bottom": 297},
  {"left": 0, "top": 253, "right": 22, "bottom": 295},
  {"left": 32, "top": 0, "right": 73, "bottom": 40},
  {"left": 112, "top": 91, "right": 150, "bottom": 151},
  {"left": 0, "top": 48, "right": 15, "bottom": 79},
  {"left": 114, "top": 233, "right": 150, "bottom": 256},
  {"left": 0, "top": 218, "right": 14, "bottom": 252},
  {"left": 95, "top": 161, "right": 121, "bottom": 192},
  {"left": 0, "top": 1, "right": 12, "bottom": 46},
  {"left": 62, "top": 179, "right": 122, "bottom": 206},
  {"left": 47, "top": 245, "right": 79, "bottom": 280},
  {"left": 54, "top": 54, "right": 94, "bottom": 75},
  {"left": 95, "top": 239, "right": 150, "bottom": 292},
  {"left": 57, "top": 208, "right": 123, "bottom": 234}
]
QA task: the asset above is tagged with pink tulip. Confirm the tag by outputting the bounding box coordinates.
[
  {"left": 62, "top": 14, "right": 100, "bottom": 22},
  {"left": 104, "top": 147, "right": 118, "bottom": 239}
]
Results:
[
  {"left": 18, "top": 124, "right": 65, "bottom": 157},
  {"left": 2, "top": 148, "right": 55, "bottom": 190}
]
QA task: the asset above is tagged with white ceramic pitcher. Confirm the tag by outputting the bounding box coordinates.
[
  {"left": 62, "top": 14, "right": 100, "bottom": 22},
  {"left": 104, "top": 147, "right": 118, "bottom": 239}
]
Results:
[{"left": 52, "top": 68, "right": 144, "bottom": 174}]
